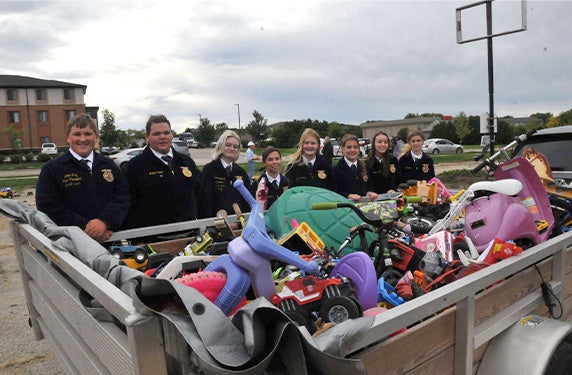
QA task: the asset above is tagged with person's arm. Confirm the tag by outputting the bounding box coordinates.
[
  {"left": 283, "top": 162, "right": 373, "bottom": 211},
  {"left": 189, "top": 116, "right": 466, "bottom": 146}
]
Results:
[{"left": 36, "top": 164, "right": 89, "bottom": 228}]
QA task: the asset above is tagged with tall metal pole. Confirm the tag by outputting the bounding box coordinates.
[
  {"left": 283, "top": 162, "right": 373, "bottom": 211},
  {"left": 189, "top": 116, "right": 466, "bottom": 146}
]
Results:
[
  {"left": 486, "top": 0, "right": 495, "bottom": 155},
  {"left": 235, "top": 103, "right": 241, "bottom": 135}
]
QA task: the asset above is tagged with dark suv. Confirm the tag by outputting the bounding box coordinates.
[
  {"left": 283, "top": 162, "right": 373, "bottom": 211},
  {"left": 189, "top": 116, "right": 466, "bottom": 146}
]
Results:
[{"left": 512, "top": 125, "right": 572, "bottom": 187}]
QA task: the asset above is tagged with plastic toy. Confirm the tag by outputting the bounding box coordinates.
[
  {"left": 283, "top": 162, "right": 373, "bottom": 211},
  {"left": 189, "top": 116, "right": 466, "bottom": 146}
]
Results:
[
  {"left": 204, "top": 179, "right": 320, "bottom": 315},
  {"left": 271, "top": 275, "right": 361, "bottom": 334},
  {"left": 108, "top": 240, "right": 151, "bottom": 265},
  {"left": 377, "top": 277, "right": 404, "bottom": 307},
  {"left": 330, "top": 252, "right": 378, "bottom": 310},
  {"left": 0, "top": 187, "right": 14, "bottom": 199}
]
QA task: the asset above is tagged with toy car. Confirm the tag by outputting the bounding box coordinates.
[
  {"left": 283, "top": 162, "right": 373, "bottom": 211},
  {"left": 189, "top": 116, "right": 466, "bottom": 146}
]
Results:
[
  {"left": 108, "top": 240, "right": 151, "bottom": 264},
  {"left": 271, "top": 275, "right": 361, "bottom": 334},
  {"left": 0, "top": 187, "right": 14, "bottom": 199}
]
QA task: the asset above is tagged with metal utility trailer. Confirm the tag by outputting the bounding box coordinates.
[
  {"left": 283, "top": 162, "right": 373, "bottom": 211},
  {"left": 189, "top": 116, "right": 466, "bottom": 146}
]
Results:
[{"left": 10, "top": 216, "right": 572, "bottom": 374}]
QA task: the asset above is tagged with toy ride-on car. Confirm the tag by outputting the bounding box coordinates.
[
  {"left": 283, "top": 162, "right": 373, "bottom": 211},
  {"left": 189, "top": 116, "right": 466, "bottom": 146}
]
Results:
[
  {"left": 108, "top": 240, "right": 153, "bottom": 268},
  {"left": 271, "top": 275, "right": 362, "bottom": 334}
]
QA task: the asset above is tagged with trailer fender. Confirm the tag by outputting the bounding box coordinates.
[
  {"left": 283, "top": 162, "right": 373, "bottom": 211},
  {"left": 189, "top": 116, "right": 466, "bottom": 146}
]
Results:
[{"left": 477, "top": 315, "right": 572, "bottom": 374}]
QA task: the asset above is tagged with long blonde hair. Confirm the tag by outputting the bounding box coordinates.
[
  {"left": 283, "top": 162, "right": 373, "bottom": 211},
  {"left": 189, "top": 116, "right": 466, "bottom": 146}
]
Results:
[
  {"left": 211, "top": 130, "right": 241, "bottom": 161},
  {"left": 285, "top": 128, "right": 320, "bottom": 172}
]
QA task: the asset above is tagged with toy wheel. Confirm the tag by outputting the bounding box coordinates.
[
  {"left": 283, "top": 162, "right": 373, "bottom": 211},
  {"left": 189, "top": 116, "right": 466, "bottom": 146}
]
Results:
[
  {"left": 320, "top": 296, "right": 360, "bottom": 324},
  {"left": 133, "top": 248, "right": 148, "bottom": 264},
  {"left": 110, "top": 248, "right": 124, "bottom": 259},
  {"left": 398, "top": 215, "right": 435, "bottom": 234},
  {"left": 285, "top": 311, "right": 316, "bottom": 335}
]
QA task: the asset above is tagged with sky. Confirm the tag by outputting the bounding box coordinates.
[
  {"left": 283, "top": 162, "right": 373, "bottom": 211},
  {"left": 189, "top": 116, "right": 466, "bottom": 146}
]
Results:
[{"left": 1, "top": 0, "right": 570, "bottom": 133}]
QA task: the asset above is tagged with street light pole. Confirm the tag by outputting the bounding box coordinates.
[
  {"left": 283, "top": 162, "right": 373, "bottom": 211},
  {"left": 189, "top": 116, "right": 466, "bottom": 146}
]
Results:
[
  {"left": 196, "top": 113, "right": 202, "bottom": 125},
  {"left": 234, "top": 104, "right": 241, "bottom": 131}
]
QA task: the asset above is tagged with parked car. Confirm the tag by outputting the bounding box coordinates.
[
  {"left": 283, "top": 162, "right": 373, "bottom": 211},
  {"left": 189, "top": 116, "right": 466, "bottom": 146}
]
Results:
[
  {"left": 512, "top": 125, "right": 572, "bottom": 188},
  {"left": 109, "top": 148, "right": 145, "bottom": 169},
  {"left": 187, "top": 139, "right": 200, "bottom": 148},
  {"left": 172, "top": 140, "right": 190, "bottom": 155},
  {"left": 100, "top": 146, "right": 119, "bottom": 155},
  {"left": 40, "top": 143, "right": 57, "bottom": 155},
  {"left": 422, "top": 138, "right": 464, "bottom": 154},
  {"left": 320, "top": 138, "right": 341, "bottom": 157},
  {"left": 358, "top": 138, "right": 372, "bottom": 156}
]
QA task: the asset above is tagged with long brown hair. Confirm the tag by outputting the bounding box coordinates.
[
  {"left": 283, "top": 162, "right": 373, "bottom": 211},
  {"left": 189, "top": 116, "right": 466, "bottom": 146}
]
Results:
[{"left": 366, "top": 131, "right": 391, "bottom": 176}]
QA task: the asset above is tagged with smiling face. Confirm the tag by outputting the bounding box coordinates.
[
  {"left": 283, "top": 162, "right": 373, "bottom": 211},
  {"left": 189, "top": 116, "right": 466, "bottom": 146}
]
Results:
[
  {"left": 342, "top": 139, "right": 360, "bottom": 162},
  {"left": 221, "top": 136, "right": 240, "bottom": 163},
  {"left": 263, "top": 150, "right": 282, "bottom": 177},
  {"left": 374, "top": 133, "right": 390, "bottom": 157},
  {"left": 146, "top": 122, "right": 173, "bottom": 154},
  {"left": 66, "top": 125, "right": 98, "bottom": 157},
  {"left": 301, "top": 135, "right": 319, "bottom": 159}
]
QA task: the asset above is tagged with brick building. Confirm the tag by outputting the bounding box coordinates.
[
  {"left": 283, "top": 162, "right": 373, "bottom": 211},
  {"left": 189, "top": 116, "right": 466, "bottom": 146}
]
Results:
[{"left": 0, "top": 75, "right": 98, "bottom": 150}]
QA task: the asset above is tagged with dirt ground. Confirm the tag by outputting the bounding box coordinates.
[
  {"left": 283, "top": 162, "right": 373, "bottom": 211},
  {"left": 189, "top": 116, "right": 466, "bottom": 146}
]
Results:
[{"left": 0, "top": 192, "right": 63, "bottom": 375}]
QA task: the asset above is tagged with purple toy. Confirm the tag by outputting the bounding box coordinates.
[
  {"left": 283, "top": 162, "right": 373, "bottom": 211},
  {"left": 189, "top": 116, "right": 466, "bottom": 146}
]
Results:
[
  {"left": 205, "top": 179, "right": 319, "bottom": 315},
  {"left": 331, "top": 252, "right": 378, "bottom": 310}
]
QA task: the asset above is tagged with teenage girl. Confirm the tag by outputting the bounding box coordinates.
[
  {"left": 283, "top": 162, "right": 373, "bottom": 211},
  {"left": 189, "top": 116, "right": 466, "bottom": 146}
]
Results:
[
  {"left": 366, "top": 131, "right": 400, "bottom": 193},
  {"left": 202, "top": 130, "right": 250, "bottom": 217},
  {"left": 285, "top": 128, "right": 335, "bottom": 191},
  {"left": 398, "top": 130, "right": 435, "bottom": 182},
  {"left": 333, "top": 134, "right": 377, "bottom": 202},
  {"left": 250, "top": 146, "right": 290, "bottom": 210}
]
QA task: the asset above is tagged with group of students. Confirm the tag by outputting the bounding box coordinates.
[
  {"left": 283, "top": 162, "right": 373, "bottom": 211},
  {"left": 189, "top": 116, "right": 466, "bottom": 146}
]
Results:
[{"left": 35, "top": 113, "right": 435, "bottom": 243}]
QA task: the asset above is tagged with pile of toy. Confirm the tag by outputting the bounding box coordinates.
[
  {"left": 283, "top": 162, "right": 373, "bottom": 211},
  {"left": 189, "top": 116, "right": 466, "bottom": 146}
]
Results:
[{"left": 103, "top": 150, "right": 561, "bottom": 336}]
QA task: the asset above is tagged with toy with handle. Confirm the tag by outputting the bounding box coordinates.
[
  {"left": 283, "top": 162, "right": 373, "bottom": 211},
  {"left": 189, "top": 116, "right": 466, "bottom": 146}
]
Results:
[{"left": 205, "top": 179, "right": 320, "bottom": 315}]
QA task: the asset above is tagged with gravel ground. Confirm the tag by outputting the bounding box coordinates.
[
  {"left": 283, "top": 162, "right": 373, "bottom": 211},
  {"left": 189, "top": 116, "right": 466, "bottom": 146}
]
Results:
[{"left": 0, "top": 192, "right": 63, "bottom": 375}]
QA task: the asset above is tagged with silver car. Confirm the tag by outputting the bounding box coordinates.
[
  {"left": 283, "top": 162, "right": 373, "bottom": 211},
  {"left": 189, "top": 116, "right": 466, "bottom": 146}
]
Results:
[
  {"left": 422, "top": 138, "right": 464, "bottom": 154},
  {"left": 172, "top": 140, "right": 190, "bottom": 156},
  {"left": 109, "top": 148, "right": 145, "bottom": 169}
]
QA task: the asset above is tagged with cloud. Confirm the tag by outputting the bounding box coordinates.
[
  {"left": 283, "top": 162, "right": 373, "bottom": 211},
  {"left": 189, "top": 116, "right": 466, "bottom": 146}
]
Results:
[{"left": 2, "top": 0, "right": 571, "bottom": 133}]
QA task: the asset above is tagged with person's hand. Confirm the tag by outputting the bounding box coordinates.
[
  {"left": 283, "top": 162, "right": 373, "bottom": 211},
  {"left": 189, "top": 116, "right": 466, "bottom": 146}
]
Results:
[
  {"left": 367, "top": 192, "right": 378, "bottom": 201},
  {"left": 348, "top": 194, "right": 361, "bottom": 202},
  {"left": 85, "top": 219, "right": 110, "bottom": 242}
]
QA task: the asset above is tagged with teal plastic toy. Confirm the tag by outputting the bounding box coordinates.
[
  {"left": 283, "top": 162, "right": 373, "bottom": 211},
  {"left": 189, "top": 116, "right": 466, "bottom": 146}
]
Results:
[{"left": 265, "top": 186, "right": 377, "bottom": 255}]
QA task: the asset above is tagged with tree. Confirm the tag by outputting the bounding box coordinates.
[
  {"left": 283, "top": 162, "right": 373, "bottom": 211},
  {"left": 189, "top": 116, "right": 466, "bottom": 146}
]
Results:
[
  {"left": 430, "top": 121, "right": 457, "bottom": 141},
  {"left": 215, "top": 122, "right": 229, "bottom": 140},
  {"left": 546, "top": 117, "right": 563, "bottom": 128},
  {"left": 99, "top": 108, "right": 119, "bottom": 149},
  {"left": 557, "top": 108, "right": 572, "bottom": 125},
  {"left": 1, "top": 125, "right": 24, "bottom": 163},
  {"left": 195, "top": 118, "right": 216, "bottom": 147},
  {"left": 245, "top": 110, "right": 270, "bottom": 145},
  {"left": 529, "top": 112, "right": 552, "bottom": 126},
  {"left": 453, "top": 111, "right": 471, "bottom": 144}
]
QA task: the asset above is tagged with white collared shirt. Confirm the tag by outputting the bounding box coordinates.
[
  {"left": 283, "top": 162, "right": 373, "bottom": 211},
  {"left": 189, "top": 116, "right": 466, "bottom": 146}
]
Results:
[
  {"left": 70, "top": 150, "right": 94, "bottom": 169},
  {"left": 302, "top": 156, "right": 316, "bottom": 167},
  {"left": 150, "top": 148, "right": 174, "bottom": 165},
  {"left": 344, "top": 157, "right": 358, "bottom": 169}
]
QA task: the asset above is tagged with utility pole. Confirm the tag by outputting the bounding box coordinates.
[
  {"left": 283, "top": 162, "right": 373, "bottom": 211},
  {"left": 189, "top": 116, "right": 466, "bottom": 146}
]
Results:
[
  {"left": 235, "top": 104, "right": 241, "bottom": 137},
  {"left": 456, "top": 0, "right": 527, "bottom": 156}
]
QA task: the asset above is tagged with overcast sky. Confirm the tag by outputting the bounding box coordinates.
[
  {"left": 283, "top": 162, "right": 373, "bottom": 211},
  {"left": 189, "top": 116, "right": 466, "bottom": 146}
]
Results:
[{"left": 1, "top": 0, "right": 570, "bottom": 133}]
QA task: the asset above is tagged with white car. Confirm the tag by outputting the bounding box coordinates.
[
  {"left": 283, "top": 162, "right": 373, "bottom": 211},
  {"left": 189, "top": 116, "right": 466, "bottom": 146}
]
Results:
[
  {"left": 109, "top": 148, "right": 145, "bottom": 169},
  {"left": 40, "top": 143, "right": 57, "bottom": 155},
  {"left": 172, "top": 140, "right": 190, "bottom": 155},
  {"left": 422, "top": 138, "right": 464, "bottom": 154}
]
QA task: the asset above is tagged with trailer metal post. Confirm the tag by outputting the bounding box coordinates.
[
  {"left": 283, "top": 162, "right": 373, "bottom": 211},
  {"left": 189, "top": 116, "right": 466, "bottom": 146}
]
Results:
[{"left": 455, "top": 295, "right": 475, "bottom": 374}]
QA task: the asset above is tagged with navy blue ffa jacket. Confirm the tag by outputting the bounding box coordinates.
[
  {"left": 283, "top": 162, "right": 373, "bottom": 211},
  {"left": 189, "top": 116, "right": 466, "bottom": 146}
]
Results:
[
  {"left": 36, "top": 151, "right": 130, "bottom": 231},
  {"left": 249, "top": 172, "right": 290, "bottom": 209},
  {"left": 122, "top": 147, "right": 203, "bottom": 229},
  {"left": 202, "top": 159, "right": 251, "bottom": 218},
  {"left": 285, "top": 155, "right": 335, "bottom": 191},
  {"left": 398, "top": 151, "right": 435, "bottom": 183},
  {"left": 333, "top": 158, "right": 368, "bottom": 198},
  {"left": 367, "top": 156, "right": 400, "bottom": 193}
]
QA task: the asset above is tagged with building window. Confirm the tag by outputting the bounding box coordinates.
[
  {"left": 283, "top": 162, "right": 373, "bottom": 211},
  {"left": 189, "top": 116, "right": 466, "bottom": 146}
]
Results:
[
  {"left": 36, "top": 89, "right": 47, "bottom": 101},
  {"left": 6, "top": 89, "right": 18, "bottom": 101},
  {"left": 65, "top": 110, "right": 75, "bottom": 121},
  {"left": 63, "top": 88, "right": 74, "bottom": 100},
  {"left": 38, "top": 111, "right": 48, "bottom": 123},
  {"left": 9, "top": 111, "right": 20, "bottom": 123}
]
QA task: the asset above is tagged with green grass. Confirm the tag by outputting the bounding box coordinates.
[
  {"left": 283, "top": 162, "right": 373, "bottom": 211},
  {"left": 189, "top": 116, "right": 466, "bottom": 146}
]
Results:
[
  {"left": 0, "top": 162, "right": 44, "bottom": 170},
  {"left": 0, "top": 177, "right": 38, "bottom": 192}
]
